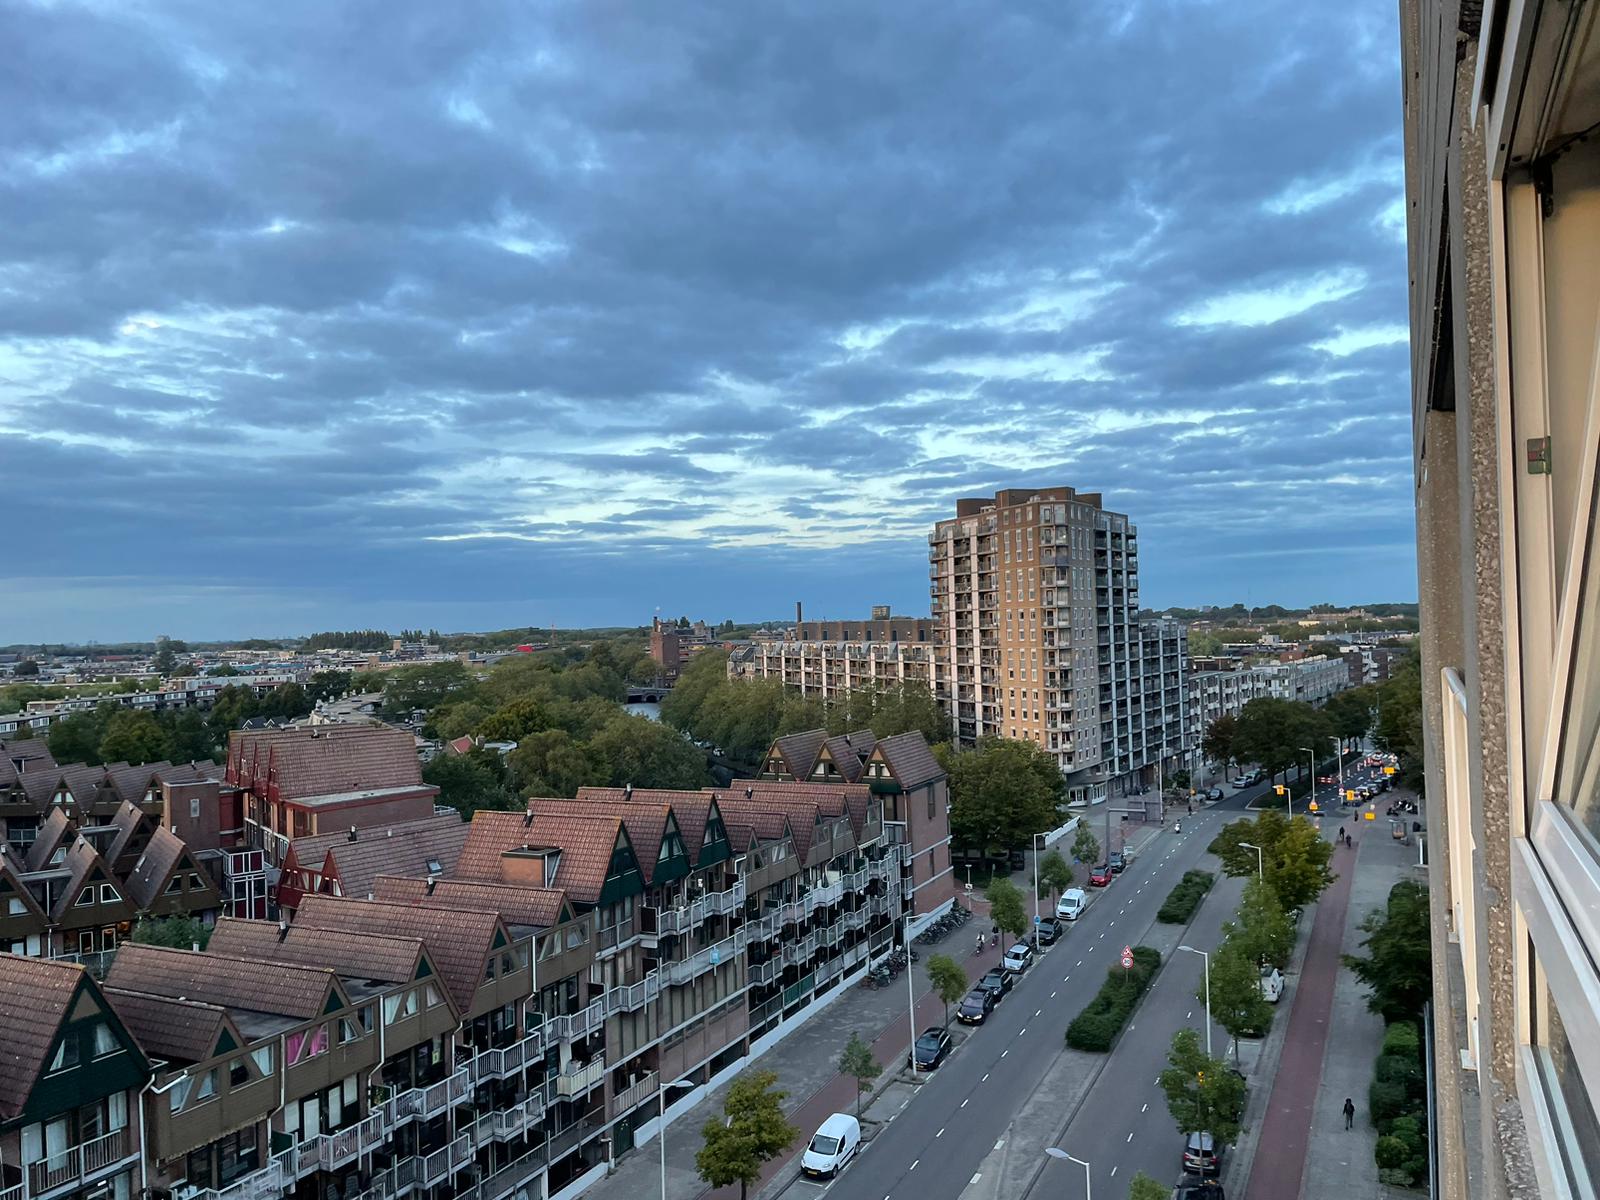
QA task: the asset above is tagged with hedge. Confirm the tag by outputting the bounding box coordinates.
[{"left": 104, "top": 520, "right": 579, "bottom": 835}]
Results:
[
  {"left": 1065, "top": 946, "right": 1161, "bottom": 1051},
  {"left": 1157, "top": 870, "right": 1216, "bottom": 924},
  {"left": 1368, "top": 1021, "right": 1428, "bottom": 1185}
]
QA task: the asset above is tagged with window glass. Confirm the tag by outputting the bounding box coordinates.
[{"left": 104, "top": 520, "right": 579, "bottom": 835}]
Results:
[
  {"left": 1535, "top": 985, "right": 1600, "bottom": 1190},
  {"left": 93, "top": 1024, "right": 118, "bottom": 1057},
  {"left": 1556, "top": 498, "right": 1600, "bottom": 851}
]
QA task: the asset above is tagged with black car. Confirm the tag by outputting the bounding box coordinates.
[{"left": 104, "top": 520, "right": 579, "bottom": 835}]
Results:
[
  {"left": 1107, "top": 849, "right": 1126, "bottom": 874},
  {"left": 978, "top": 967, "right": 1012, "bottom": 999},
  {"left": 1034, "top": 917, "right": 1063, "bottom": 946},
  {"left": 911, "top": 1026, "right": 953, "bottom": 1069},
  {"left": 1174, "top": 1174, "right": 1225, "bottom": 1200},
  {"left": 957, "top": 987, "right": 998, "bottom": 1025},
  {"left": 1007, "top": 848, "right": 1027, "bottom": 871}
]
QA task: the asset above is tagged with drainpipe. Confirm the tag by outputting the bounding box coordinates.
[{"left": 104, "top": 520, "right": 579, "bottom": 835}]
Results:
[{"left": 140, "top": 1060, "right": 181, "bottom": 1195}]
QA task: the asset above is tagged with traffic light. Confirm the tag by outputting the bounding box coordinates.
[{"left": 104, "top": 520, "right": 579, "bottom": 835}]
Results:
[
  {"left": 1197, "top": 1071, "right": 1206, "bottom": 1084},
  {"left": 1274, "top": 785, "right": 1287, "bottom": 797}
]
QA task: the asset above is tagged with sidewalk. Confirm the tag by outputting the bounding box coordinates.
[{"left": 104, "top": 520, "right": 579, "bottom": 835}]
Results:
[
  {"left": 1301, "top": 811, "right": 1421, "bottom": 1200},
  {"left": 582, "top": 819, "right": 1167, "bottom": 1200}
]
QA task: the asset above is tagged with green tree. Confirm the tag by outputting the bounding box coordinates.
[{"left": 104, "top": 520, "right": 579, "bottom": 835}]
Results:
[
  {"left": 1268, "top": 817, "right": 1337, "bottom": 910},
  {"left": 837, "top": 1032, "right": 881, "bottom": 1117},
  {"left": 938, "top": 738, "right": 1066, "bottom": 852},
  {"left": 694, "top": 1070, "right": 799, "bottom": 1200},
  {"left": 1127, "top": 1172, "right": 1168, "bottom": 1200},
  {"left": 48, "top": 709, "right": 111, "bottom": 765},
  {"left": 1037, "top": 848, "right": 1073, "bottom": 900},
  {"left": 1158, "top": 1028, "right": 1247, "bottom": 1144},
  {"left": 306, "top": 670, "right": 353, "bottom": 703},
  {"left": 422, "top": 749, "right": 516, "bottom": 816},
  {"left": 508, "top": 729, "right": 602, "bottom": 797},
  {"left": 13, "top": 659, "right": 39, "bottom": 677},
  {"left": 382, "top": 661, "right": 473, "bottom": 718},
  {"left": 1207, "top": 940, "right": 1272, "bottom": 1065},
  {"left": 1202, "top": 714, "right": 1239, "bottom": 777},
  {"left": 152, "top": 636, "right": 182, "bottom": 677},
  {"left": 165, "top": 709, "right": 219, "bottom": 763},
  {"left": 925, "top": 954, "right": 968, "bottom": 1028},
  {"left": 1071, "top": 823, "right": 1101, "bottom": 867},
  {"left": 1224, "top": 877, "right": 1294, "bottom": 970},
  {"left": 260, "top": 683, "right": 311, "bottom": 721},
  {"left": 1344, "top": 880, "right": 1433, "bottom": 1022},
  {"left": 587, "top": 714, "right": 711, "bottom": 790},
  {"left": 430, "top": 701, "right": 491, "bottom": 741},
  {"left": 985, "top": 877, "right": 1028, "bottom": 940},
  {"left": 1324, "top": 687, "right": 1376, "bottom": 750},
  {"left": 98, "top": 710, "right": 171, "bottom": 765},
  {"left": 131, "top": 915, "right": 212, "bottom": 950},
  {"left": 206, "top": 664, "right": 242, "bottom": 677}
]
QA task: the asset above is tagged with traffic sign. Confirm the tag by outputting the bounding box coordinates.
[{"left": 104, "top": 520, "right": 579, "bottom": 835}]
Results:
[
  {"left": 1121, "top": 951, "right": 1134, "bottom": 969},
  {"left": 1308, "top": 800, "right": 1319, "bottom": 813},
  {"left": 1034, "top": 914, "right": 1042, "bottom": 924},
  {"left": 1384, "top": 766, "right": 1396, "bottom": 776}
]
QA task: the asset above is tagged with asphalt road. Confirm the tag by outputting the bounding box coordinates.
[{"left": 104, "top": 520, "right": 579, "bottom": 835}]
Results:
[{"left": 817, "top": 783, "right": 1266, "bottom": 1200}]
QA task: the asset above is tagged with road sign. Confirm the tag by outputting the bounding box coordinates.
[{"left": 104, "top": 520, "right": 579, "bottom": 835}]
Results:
[
  {"left": 1364, "top": 808, "right": 1376, "bottom": 821},
  {"left": 1308, "top": 800, "right": 1319, "bottom": 813},
  {"left": 1121, "top": 951, "right": 1134, "bottom": 969},
  {"left": 1384, "top": 766, "right": 1397, "bottom": 776},
  {"left": 1346, "top": 789, "right": 1358, "bottom": 802},
  {"left": 1034, "top": 914, "right": 1042, "bottom": 924}
]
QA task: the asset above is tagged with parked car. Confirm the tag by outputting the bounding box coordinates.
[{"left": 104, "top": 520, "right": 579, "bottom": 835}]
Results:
[
  {"left": 1232, "top": 776, "right": 1252, "bottom": 790},
  {"left": 1183, "top": 1132, "right": 1224, "bottom": 1176},
  {"left": 1108, "top": 849, "right": 1126, "bottom": 874},
  {"left": 910, "top": 1026, "right": 953, "bottom": 1070},
  {"left": 1034, "top": 917, "right": 1063, "bottom": 946},
  {"left": 1002, "top": 942, "right": 1035, "bottom": 973},
  {"left": 979, "top": 967, "right": 1013, "bottom": 999},
  {"left": 1206, "top": 787, "right": 1224, "bottom": 801},
  {"left": 1089, "top": 863, "right": 1114, "bottom": 887},
  {"left": 801, "top": 1113, "right": 861, "bottom": 1178},
  {"left": 1174, "top": 1174, "right": 1226, "bottom": 1200},
  {"left": 1259, "top": 966, "right": 1284, "bottom": 1003},
  {"left": 1056, "top": 887, "right": 1087, "bottom": 920},
  {"left": 957, "top": 987, "right": 998, "bottom": 1025}
]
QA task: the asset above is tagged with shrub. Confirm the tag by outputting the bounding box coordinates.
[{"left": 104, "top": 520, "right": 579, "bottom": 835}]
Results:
[
  {"left": 1374, "top": 1135, "right": 1410, "bottom": 1170},
  {"left": 1368, "top": 1078, "right": 1408, "bottom": 1125},
  {"left": 1382, "top": 1021, "right": 1421, "bottom": 1058},
  {"left": 1065, "top": 946, "right": 1161, "bottom": 1051},
  {"left": 1157, "top": 870, "right": 1216, "bottom": 924},
  {"left": 1390, "top": 1116, "right": 1424, "bottom": 1157},
  {"left": 1376, "top": 1052, "right": 1424, "bottom": 1093},
  {"left": 1379, "top": 1168, "right": 1415, "bottom": 1187}
]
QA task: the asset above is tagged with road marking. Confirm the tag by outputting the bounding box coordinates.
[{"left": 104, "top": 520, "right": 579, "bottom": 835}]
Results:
[
  {"left": 1141, "top": 1103, "right": 1148, "bottom": 1113},
  {"left": 1127, "top": 1132, "right": 1135, "bottom": 1143},
  {"left": 969, "top": 1174, "right": 981, "bottom": 1187},
  {"left": 1076, "top": 960, "right": 1083, "bottom": 967},
  {"left": 910, "top": 1160, "right": 919, "bottom": 1171},
  {"left": 1051, "top": 990, "right": 1057, "bottom": 998},
  {"left": 981, "top": 1073, "right": 989, "bottom": 1082},
  {"left": 1187, "top": 1011, "right": 1193, "bottom": 1019},
  {"left": 1099, "top": 933, "right": 1105, "bottom": 939},
  {"left": 1111, "top": 1167, "right": 1119, "bottom": 1178},
  {"left": 995, "top": 1139, "right": 1005, "bottom": 1149},
  {"left": 1002, "top": 1049, "right": 1010, "bottom": 1057},
  {"left": 1035, "top": 1008, "right": 1042, "bottom": 1017},
  {"left": 961, "top": 1098, "right": 969, "bottom": 1108},
  {"left": 937, "top": 1128, "right": 945, "bottom": 1138}
]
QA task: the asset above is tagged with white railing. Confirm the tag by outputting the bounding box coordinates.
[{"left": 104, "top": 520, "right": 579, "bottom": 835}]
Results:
[
  {"left": 189, "top": 1159, "right": 286, "bottom": 1200},
  {"left": 804, "top": 880, "right": 844, "bottom": 914},
  {"left": 555, "top": 1057, "right": 606, "bottom": 1097},
  {"left": 602, "top": 973, "right": 662, "bottom": 1016},
  {"left": 656, "top": 878, "right": 746, "bottom": 936},
  {"left": 465, "top": 1026, "right": 545, "bottom": 1083},
  {"left": 783, "top": 933, "right": 817, "bottom": 967},
  {"left": 661, "top": 929, "right": 747, "bottom": 985},
  {"left": 383, "top": 1067, "right": 470, "bottom": 1129},
  {"left": 547, "top": 999, "right": 606, "bottom": 1043},
  {"left": 611, "top": 1070, "right": 659, "bottom": 1116},
  {"left": 749, "top": 958, "right": 780, "bottom": 987},
  {"left": 31, "top": 1129, "right": 132, "bottom": 1194}
]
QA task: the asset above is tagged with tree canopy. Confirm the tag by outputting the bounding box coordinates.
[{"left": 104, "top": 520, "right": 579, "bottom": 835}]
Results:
[
  {"left": 1231, "top": 698, "right": 1335, "bottom": 782},
  {"left": 985, "top": 876, "right": 1028, "bottom": 939},
  {"left": 1344, "top": 880, "right": 1432, "bottom": 1023},
  {"left": 1209, "top": 810, "right": 1334, "bottom": 911},
  {"left": 1159, "top": 1028, "right": 1247, "bottom": 1144},
  {"left": 695, "top": 1070, "right": 799, "bottom": 1200},
  {"left": 938, "top": 738, "right": 1066, "bottom": 851}
]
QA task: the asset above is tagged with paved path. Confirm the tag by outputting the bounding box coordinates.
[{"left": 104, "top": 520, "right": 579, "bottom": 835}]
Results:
[{"left": 1242, "top": 834, "right": 1362, "bottom": 1200}]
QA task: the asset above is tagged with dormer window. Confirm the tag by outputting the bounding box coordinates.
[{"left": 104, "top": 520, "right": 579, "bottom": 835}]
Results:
[
  {"left": 75, "top": 887, "right": 94, "bottom": 907},
  {"left": 426, "top": 858, "right": 442, "bottom": 875}
]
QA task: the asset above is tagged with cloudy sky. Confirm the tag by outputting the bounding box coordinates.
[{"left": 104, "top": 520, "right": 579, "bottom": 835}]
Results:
[{"left": 0, "top": 0, "right": 1412, "bottom": 642}]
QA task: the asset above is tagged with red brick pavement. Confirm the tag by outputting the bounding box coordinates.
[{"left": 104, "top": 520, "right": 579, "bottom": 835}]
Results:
[{"left": 1243, "top": 835, "right": 1361, "bottom": 1200}]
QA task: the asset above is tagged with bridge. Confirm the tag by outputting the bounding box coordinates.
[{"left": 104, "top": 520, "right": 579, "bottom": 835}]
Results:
[{"left": 625, "top": 683, "right": 673, "bottom": 704}]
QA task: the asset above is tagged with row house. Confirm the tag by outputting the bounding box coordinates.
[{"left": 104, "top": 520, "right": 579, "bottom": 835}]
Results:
[
  {"left": 0, "top": 754, "right": 220, "bottom": 856},
  {"left": 226, "top": 728, "right": 441, "bottom": 868},
  {"left": 0, "top": 956, "right": 151, "bottom": 1200},
  {"left": 273, "top": 815, "right": 468, "bottom": 915}
]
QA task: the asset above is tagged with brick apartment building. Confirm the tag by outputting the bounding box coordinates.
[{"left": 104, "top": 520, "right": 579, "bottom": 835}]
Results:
[{"left": 727, "top": 606, "right": 937, "bottom": 700}]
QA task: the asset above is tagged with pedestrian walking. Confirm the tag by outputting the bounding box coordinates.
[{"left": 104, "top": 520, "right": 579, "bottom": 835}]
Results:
[
  {"left": 1343, "top": 1097, "right": 1356, "bottom": 1130},
  {"left": 1338, "top": 825, "right": 1345, "bottom": 845}
]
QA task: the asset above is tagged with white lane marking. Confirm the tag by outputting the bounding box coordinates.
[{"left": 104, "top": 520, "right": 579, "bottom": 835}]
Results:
[
  {"left": 1051, "top": 990, "right": 1058, "bottom": 998},
  {"left": 969, "top": 1174, "right": 981, "bottom": 1186},
  {"left": 1127, "top": 1132, "right": 1135, "bottom": 1143},
  {"left": 1187, "top": 1011, "right": 1193, "bottom": 1019},
  {"left": 1076, "top": 960, "right": 1083, "bottom": 966},
  {"left": 1020, "top": 1027, "right": 1027, "bottom": 1035},
  {"left": 1111, "top": 1167, "right": 1119, "bottom": 1178},
  {"left": 1099, "top": 932, "right": 1105, "bottom": 939},
  {"left": 937, "top": 1128, "right": 945, "bottom": 1138},
  {"left": 1141, "top": 1103, "right": 1148, "bottom": 1113},
  {"left": 910, "top": 1159, "right": 919, "bottom": 1171},
  {"left": 1035, "top": 1008, "right": 1043, "bottom": 1017},
  {"left": 1002, "top": 1049, "right": 1010, "bottom": 1057},
  {"left": 961, "top": 1098, "right": 969, "bottom": 1108}
]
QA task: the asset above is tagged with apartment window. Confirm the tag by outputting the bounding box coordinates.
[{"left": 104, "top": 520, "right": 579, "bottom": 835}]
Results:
[
  {"left": 98, "top": 884, "right": 119, "bottom": 904},
  {"left": 74, "top": 887, "right": 94, "bottom": 907},
  {"left": 286, "top": 1025, "right": 328, "bottom": 1065},
  {"left": 7, "top": 897, "right": 25, "bottom": 915},
  {"left": 48, "top": 1035, "right": 80, "bottom": 1073},
  {"left": 92, "top": 1023, "right": 118, "bottom": 1058},
  {"left": 190, "top": 797, "right": 201, "bottom": 820}
]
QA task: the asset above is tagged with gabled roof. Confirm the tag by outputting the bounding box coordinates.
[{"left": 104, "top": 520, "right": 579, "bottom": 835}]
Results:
[
  {"left": 126, "top": 827, "right": 191, "bottom": 908},
  {"left": 25, "top": 808, "right": 76, "bottom": 872},
  {"left": 523, "top": 798, "right": 676, "bottom": 885},
  {"left": 0, "top": 858, "right": 48, "bottom": 923},
  {"left": 104, "top": 801, "right": 154, "bottom": 870},
  {"left": 374, "top": 876, "right": 572, "bottom": 930},
  {"left": 819, "top": 731, "right": 877, "bottom": 782},
  {"left": 229, "top": 726, "right": 429, "bottom": 801},
  {"left": 770, "top": 730, "right": 827, "bottom": 779},
  {"left": 576, "top": 788, "right": 728, "bottom": 866},
  {"left": 50, "top": 838, "right": 127, "bottom": 922},
  {"left": 283, "top": 813, "right": 467, "bottom": 902},
  {"left": 104, "top": 987, "right": 237, "bottom": 1065},
  {"left": 454, "top": 811, "right": 631, "bottom": 905},
  {"left": 207, "top": 918, "right": 439, "bottom": 997},
  {"left": 872, "top": 732, "right": 945, "bottom": 790},
  {"left": 0, "top": 956, "right": 108, "bottom": 1121},
  {"left": 295, "top": 895, "right": 506, "bottom": 1015},
  {"left": 106, "top": 944, "right": 344, "bottom": 1022},
  {"left": 703, "top": 800, "right": 799, "bottom": 854},
  {"left": 730, "top": 782, "right": 873, "bottom": 839},
  {"left": 0, "top": 738, "right": 56, "bottom": 773}
]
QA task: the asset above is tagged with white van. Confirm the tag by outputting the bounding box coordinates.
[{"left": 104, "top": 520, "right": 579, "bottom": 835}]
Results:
[
  {"left": 801, "top": 1112, "right": 861, "bottom": 1178},
  {"left": 1056, "top": 888, "right": 1087, "bottom": 921},
  {"left": 1259, "top": 966, "right": 1284, "bottom": 1003}
]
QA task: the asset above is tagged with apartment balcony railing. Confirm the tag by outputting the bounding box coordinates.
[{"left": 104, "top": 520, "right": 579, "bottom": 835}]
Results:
[
  {"left": 0, "top": 1183, "right": 23, "bottom": 1200},
  {"left": 382, "top": 1067, "right": 471, "bottom": 1131},
  {"left": 602, "top": 973, "right": 662, "bottom": 1016},
  {"left": 189, "top": 1158, "right": 287, "bottom": 1200},
  {"left": 839, "top": 864, "right": 869, "bottom": 892},
  {"left": 803, "top": 879, "right": 844, "bottom": 914},
  {"left": 465, "top": 1026, "right": 546, "bottom": 1084},
  {"left": 611, "top": 1070, "right": 660, "bottom": 1117},
  {"left": 454, "top": 1142, "right": 550, "bottom": 1200},
  {"left": 842, "top": 908, "right": 867, "bottom": 932},
  {"left": 30, "top": 1129, "right": 134, "bottom": 1195},
  {"left": 661, "top": 929, "right": 747, "bottom": 985},
  {"left": 748, "top": 957, "right": 781, "bottom": 987},
  {"left": 747, "top": 910, "right": 782, "bottom": 941},
  {"left": 546, "top": 1114, "right": 607, "bottom": 1163},
  {"left": 317, "top": 1113, "right": 387, "bottom": 1173},
  {"left": 657, "top": 879, "right": 747, "bottom": 936},
  {"left": 555, "top": 1057, "right": 607, "bottom": 1098},
  {"left": 546, "top": 999, "right": 607, "bottom": 1044},
  {"left": 783, "top": 934, "right": 817, "bottom": 967},
  {"left": 779, "top": 899, "right": 805, "bottom": 926}
]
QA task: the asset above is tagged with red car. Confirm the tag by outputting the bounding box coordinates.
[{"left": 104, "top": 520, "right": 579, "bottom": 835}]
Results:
[{"left": 1089, "top": 863, "right": 1113, "bottom": 887}]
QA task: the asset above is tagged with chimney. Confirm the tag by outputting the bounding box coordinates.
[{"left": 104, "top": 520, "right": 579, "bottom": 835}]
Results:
[
  {"left": 624, "top": 783, "right": 633, "bottom": 800},
  {"left": 426, "top": 877, "right": 437, "bottom": 895},
  {"left": 796, "top": 601, "right": 803, "bottom": 625},
  {"left": 348, "top": 825, "right": 357, "bottom": 842},
  {"left": 523, "top": 810, "right": 534, "bottom": 828},
  {"left": 277, "top": 917, "right": 289, "bottom": 942},
  {"left": 745, "top": 787, "right": 753, "bottom": 799}
]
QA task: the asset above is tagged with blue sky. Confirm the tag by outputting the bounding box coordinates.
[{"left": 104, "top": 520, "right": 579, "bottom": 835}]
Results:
[{"left": 0, "top": 1, "right": 1413, "bottom": 642}]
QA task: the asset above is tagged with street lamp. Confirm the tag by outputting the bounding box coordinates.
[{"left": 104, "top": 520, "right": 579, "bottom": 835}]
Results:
[
  {"left": 1298, "top": 747, "right": 1316, "bottom": 815},
  {"left": 1238, "top": 841, "right": 1264, "bottom": 881},
  {"left": 657, "top": 1071, "right": 695, "bottom": 1200},
  {"left": 1330, "top": 734, "right": 1345, "bottom": 810},
  {"left": 1044, "top": 1148, "right": 1091, "bottom": 1200},
  {"left": 1032, "top": 831, "right": 1048, "bottom": 942},
  {"left": 1179, "top": 944, "right": 1212, "bottom": 1057}
]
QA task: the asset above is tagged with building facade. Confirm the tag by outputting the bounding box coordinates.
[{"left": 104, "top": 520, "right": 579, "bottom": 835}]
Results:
[
  {"left": 929, "top": 487, "right": 1180, "bottom": 803},
  {"left": 1402, "top": 0, "right": 1600, "bottom": 1192},
  {"left": 726, "top": 640, "right": 936, "bottom": 699}
]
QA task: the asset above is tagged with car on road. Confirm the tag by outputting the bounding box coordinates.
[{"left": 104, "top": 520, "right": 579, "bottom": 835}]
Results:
[
  {"left": 1259, "top": 966, "right": 1284, "bottom": 1003},
  {"left": 800, "top": 1113, "right": 860, "bottom": 1178},
  {"left": 1107, "top": 849, "right": 1126, "bottom": 873},
  {"left": 1206, "top": 786, "right": 1224, "bottom": 801},
  {"left": 1183, "top": 1132, "right": 1224, "bottom": 1176},
  {"left": 1089, "top": 863, "right": 1113, "bottom": 887},
  {"left": 1002, "top": 942, "right": 1035, "bottom": 973},
  {"left": 978, "top": 967, "right": 1013, "bottom": 999},
  {"left": 1034, "top": 917, "right": 1063, "bottom": 946},
  {"left": 957, "top": 986, "right": 998, "bottom": 1025},
  {"left": 1232, "top": 775, "right": 1251, "bottom": 789},
  {"left": 910, "top": 1026, "right": 953, "bottom": 1070},
  {"left": 1056, "top": 887, "right": 1087, "bottom": 920},
  {"left": 1174, "top": 1174, "right": 1226, "bottom": 1200}
]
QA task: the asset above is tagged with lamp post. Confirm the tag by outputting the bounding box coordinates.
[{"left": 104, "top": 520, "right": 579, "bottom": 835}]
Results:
[
  {"left": 1032, "top": 831, "right": 1047, "bottom": 943},
  {"left": 657, "top": 1072, "right": 694, "bottom": 1200},
  {"left": 1330, "top": 734, "right": 1345, "bottom": 810},
  {"left": 904, "top": 912, "right": 919, "bottom": 1071},
  {"left": 1298, "top": 746, "right": 1316, "bottom": 816},
  {"left": 1179, "top": 945, "right": 1212, "bottom": 1057},
  {"left": 1044, "top": 1148, "right": 1091, "bottom": 1200},
  {"left": 1239, "top": 841, "right": 1264, "bottom": 881}
]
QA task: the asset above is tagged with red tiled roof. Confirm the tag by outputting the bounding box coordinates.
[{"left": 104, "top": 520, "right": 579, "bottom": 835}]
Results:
[
  {"left": 104, "top": 986, "right": 231, "bottom": 1064},
  {"left": 576, "top": 788, "right": 724, "bottom": 866},
  {"left": 284, "top": 813, "right": 467, "bottom": 901},
  {"left": 229, "top": 726, "right": 429, "bottom": 801},
  {"left": 374, "top": 876, "right": 571, "bottom": 930},
  {"left": 771, "top": 730, "right": 826, "bottom": 778},
  {"left": 523, "top": 798, "right": 673, "bottom": 884},
  {"left": 0, "top": 956, "right": 97, "bottom": 1120},
  {"left": 208, "top": 918, "right": 431, "bottom": 989},
  {"left": 107, "top": 944, "right": 339, "bottom": 1021},
  {"left": 874, "top": 732, "right": 945, "bottom": 790},
  {"left": 454, "top": 811, "right": 628, "bottom": 905}
]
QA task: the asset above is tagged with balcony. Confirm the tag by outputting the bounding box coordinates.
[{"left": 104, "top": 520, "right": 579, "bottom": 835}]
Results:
[
  {"left": 783, "top": 934, "right": 817, "bottom": 967},
  {"left": 803, "top": 879, "right": 844, "bottom": 914},
  {"left": 318, "top": 1114, "right": 386, "bottom": 1172},
  {"left": 748, "top": 957, "right": 781, "bottom": 987},
  {"left": 415, "top": 1135, "right": 473, "bottom": 1189},
  {"left": 31, "top": 1129, "right": 134, "bottom": 1195},
  {"left": 661, "top": 929, "right": 748, "bottom": 985},
  {"left": 611, "top": 1070, "right": 660, "bottom": 1117},
  {"left": 546, "top": 999, "right": 606, "bottom": 1043},
  {"left": 383, "top": 1067, "right": 471, "bottom": 1129},
  {"left": 190, "top": 1159, "right": 287, "bottom": 1200},
  {"left": 657, "top": 878, "right": 747, "bottom": 936},
  {"left": 555, "top": 1057, "right": 606, "bottom": 1098},
  {"left": 602, "top": 973, "right": 662, "bottom": 1016},
  {"left": 466, "top": 1026, "right": 546, "bottom": 1083}
]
